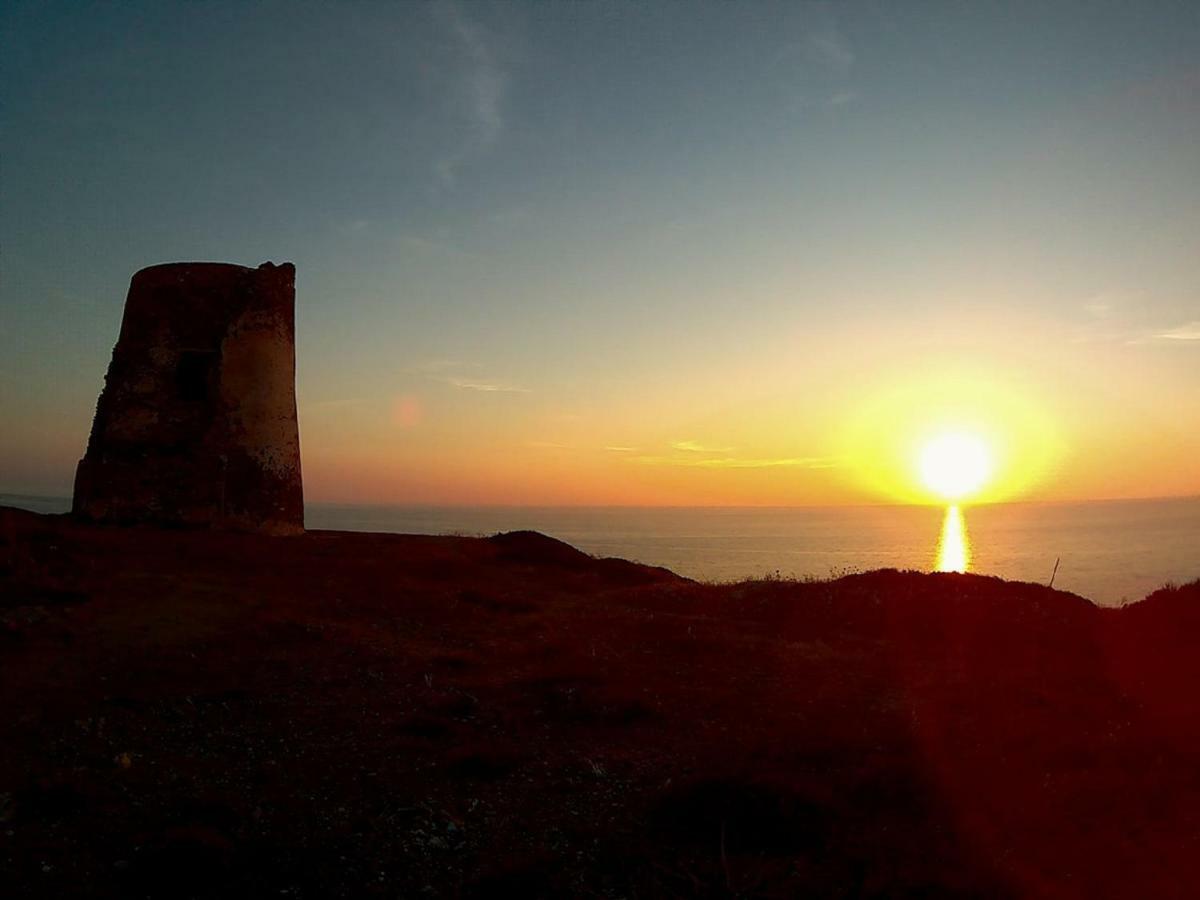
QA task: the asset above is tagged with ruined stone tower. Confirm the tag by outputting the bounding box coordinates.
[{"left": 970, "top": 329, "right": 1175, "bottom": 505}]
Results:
[{"left": 73, "top": 262, "right": 304, "bottom": 534}]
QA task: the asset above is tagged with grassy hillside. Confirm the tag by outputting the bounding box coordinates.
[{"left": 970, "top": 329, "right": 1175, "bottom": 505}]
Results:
[{"left": 2, "top": 506, "right": 1198, "bottom": 898}]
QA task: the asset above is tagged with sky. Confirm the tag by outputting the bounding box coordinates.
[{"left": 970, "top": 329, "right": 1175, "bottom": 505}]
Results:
[{"left": 2, "top": 1, "right": 1198, "bottom": 506}]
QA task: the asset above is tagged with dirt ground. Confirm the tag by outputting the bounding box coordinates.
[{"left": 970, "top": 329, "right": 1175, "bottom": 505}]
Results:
[{"left": 2, "top": 505, "right": 1198, "bottom": 898}]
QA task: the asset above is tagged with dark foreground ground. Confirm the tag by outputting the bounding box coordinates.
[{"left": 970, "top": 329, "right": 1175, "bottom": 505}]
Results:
[{"left": 2, "top": 506, "right": 1199, "bottom": 899}]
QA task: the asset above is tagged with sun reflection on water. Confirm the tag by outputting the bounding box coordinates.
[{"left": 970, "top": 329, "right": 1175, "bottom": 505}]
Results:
[{"left": 936, "top": 505, "right": 971, "bottom": 573}]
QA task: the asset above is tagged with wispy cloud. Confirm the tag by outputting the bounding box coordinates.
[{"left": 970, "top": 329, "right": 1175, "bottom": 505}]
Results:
[
  {"left": 305, "top": 396, "right": 374, "bottom": 411},
  {"left": 443, "top": 376, "right": 530, "bottom": 393},
  {"left": 334, "top": 219, "right": 371, "bottom": 235},
  {"left": 1117, "top": 320, "right": 1200, "bottom": 345},
  {"left": 772, "top": 17, "right": 858, "bottom": 114},
  {"left": 397, "top": 233, "right": 447, "bottom": 255},
  {"left": 1068, "top": 291, "right": 1148, "bottom": 343},
  {"left": 433, "top": 1, "right": 508, "bottom": 187},
  {"left": 1151, "top": 321, "right": 1200, "bottom": 342},
  {"left": 604, "top": 446, "right": 638, "bottom": 453},
  {"left": 671, "top": 440, "right": 735, "bottom": 454},
  {"left": 633, "top": 455, "right": 842, "bottom": 470},
  {"left": 636, "top": 440, "right": 839, "bottom": 468},
  {"left": 412, "top": 359, "right": 530, "bottom": 394},
  {"left": 410, "top": 358, "right": 475, "bottom": 374},
  {"left": 804, "top": 31, "right": 854, "bottom": 78}
]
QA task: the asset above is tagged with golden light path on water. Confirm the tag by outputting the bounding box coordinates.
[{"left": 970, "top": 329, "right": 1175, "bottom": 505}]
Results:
[{"left": 936, "top": 505, "right": 971, "bottom": 573}]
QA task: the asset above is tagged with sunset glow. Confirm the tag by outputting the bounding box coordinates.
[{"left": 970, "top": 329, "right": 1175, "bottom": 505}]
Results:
[{"left": 919, "top": 432, "right": 993, "bottom": 501}]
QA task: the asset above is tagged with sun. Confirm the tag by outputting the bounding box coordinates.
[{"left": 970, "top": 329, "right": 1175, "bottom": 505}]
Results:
[{"left": 918, "top": 431, "right": 993, "bottom": 501}]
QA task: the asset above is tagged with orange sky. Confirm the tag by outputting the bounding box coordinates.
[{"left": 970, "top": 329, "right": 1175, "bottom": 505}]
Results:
[{"left": 298, "top": 306, "right": 1200, "bottom": 506}]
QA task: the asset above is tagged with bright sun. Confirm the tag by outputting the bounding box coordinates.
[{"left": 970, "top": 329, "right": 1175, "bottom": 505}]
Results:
[{"left": 918, "top": 431, "right": 993, "bottom": 501}]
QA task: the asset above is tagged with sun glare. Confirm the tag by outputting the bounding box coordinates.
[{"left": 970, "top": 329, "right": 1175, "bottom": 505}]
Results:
[
  {"left": 935, "top": 504, "right": 971, "bottom": 572},
  {"left": 918, "top": 432, "right": 993, "bottom": 501}
]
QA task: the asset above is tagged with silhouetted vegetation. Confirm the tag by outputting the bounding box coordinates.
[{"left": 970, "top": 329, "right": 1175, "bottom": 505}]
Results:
[{"left": 2, "top": 505, "right": 1198, "bottom": 897}]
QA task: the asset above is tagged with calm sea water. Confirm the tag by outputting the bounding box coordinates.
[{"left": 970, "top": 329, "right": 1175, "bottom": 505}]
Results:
[{"left": 4, "top": 494, "right": 1196, "bottom": 606}]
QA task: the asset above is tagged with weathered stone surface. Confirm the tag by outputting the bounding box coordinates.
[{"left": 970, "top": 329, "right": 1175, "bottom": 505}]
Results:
[{"left": 73, "top": 261, "right": 303, "bottom": 534}]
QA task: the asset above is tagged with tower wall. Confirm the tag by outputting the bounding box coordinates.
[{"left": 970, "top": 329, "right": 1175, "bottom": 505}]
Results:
[{"left": 73, "top": 261, "right": 304, "bottom": 534}]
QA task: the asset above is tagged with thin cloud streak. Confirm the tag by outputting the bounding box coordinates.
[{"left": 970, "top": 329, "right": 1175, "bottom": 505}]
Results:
[
  {"left": 433, "top": 0, "right": 508, "bottom": 186},
  {"left": 305, "top": 397, "right": 374, "bottom": 411},
  {"left": 441, "top": 376, "right": 531, "bottom": 394},
  {"left": 1122, "top": 321, "right": 1200, "bottom": 345},
  {"left": 805, "top": 31, "right": 854, "bottom": 77},
  {"left": 772, "top": 16, "right": 857, "bottom": 116},
  {"left": 413, "top": 359, "right": 530, "bottom": 393},
  {"left": 1153, "top": 321, "right": 1200, "bottom": 341},
  {"left": 633, "top": 455, "right": 842, "bottom": 470},
  {"left": 410, "top": 359, "right": 476, "bottom": 374},
  {"left": 672, "top": 440, "right": 735, "bottom": 453}
]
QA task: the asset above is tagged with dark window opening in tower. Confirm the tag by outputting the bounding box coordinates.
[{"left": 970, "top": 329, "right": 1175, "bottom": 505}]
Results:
[{"left": 176, "top": 350, "right": 217, "bottom": 402}]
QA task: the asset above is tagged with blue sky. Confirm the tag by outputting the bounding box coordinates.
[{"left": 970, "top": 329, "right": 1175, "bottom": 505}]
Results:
[{"left": 2, "top": 1, "right": 1198, "bottom": 503}]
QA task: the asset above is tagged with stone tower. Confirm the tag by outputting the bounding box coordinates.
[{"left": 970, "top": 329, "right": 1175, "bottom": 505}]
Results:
[{"left": 73, "top": 262, "right": 304, "bottom": 534}]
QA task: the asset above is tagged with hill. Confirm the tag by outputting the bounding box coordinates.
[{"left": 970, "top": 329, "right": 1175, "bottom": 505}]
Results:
[{"left": 2, "top": 505, "right": 1198, "bottom": 898}]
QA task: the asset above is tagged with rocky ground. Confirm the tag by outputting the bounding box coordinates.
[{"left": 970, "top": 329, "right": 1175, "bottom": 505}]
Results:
[{"left": 2, "top": 504, "right": 1198, "bottom": 898}]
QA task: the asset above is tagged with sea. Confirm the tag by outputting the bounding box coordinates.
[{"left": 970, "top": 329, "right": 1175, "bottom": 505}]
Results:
[{"left": 3, "top": 494, "right": 1196, "bottom": 607}]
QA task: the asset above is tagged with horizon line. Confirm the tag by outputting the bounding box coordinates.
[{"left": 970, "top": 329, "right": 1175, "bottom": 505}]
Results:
[{"left": 4, "top": 491, "right": 1199, "bottom": 512}]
